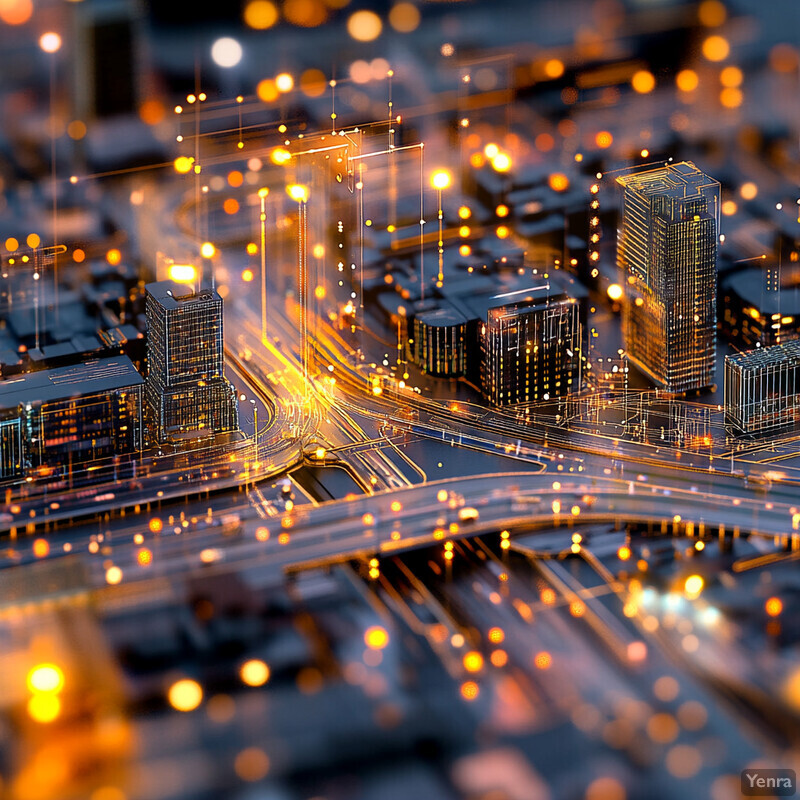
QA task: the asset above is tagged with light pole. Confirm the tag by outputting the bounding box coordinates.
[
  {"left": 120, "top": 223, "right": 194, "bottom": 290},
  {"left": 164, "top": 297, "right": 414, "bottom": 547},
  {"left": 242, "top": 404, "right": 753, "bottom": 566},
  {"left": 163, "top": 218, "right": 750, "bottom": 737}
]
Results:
[
  {"left": 258, "top": 187, "right": 269, "bottom": 343},
  {"left": 250, "top": 398, "right": 258, "bottom": 463},
  {"left": 287, "top": 183, "right": 309, "bottom": 386},
  {"left": 431, "top": 170, "right": 451, "bottom": 287}
]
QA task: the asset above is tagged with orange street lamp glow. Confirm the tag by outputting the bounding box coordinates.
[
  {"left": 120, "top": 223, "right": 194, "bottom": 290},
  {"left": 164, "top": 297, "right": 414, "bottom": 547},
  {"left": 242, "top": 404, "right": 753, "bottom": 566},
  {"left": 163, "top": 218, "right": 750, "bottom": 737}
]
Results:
[
  {"left": 431, "top": 170, "right": 451, "bottom": 191},
  {"left": 287, "top": 184, "right": 309, "bottom": 202}
]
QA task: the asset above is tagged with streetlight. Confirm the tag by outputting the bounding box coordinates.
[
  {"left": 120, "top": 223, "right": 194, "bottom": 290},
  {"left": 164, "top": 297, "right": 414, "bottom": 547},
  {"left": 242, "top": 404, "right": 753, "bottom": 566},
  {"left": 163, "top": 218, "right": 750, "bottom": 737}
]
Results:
[
  {"left": 249, "top": 398, "right": 258, "bottom": 463},
  {"left": 287, "top": 184, "right": 309, "bottom": 386},
  {"left": 258, "top": 187, "right": 269, "bottom": 343},
  {"left": 431, "top": 170, "right": 451, "bottom": 286}
]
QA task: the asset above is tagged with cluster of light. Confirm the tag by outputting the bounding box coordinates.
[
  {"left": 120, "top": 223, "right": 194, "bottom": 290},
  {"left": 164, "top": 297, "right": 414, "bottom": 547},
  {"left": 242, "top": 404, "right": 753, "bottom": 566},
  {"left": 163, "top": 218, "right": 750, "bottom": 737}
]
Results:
[
  {"left": 490, "top": 152, "right": 512, "bottom": 173},
  {"left": 287, "top": 184, "right": 309, "bottom": 202},
  {"left": 368, "top": 557, "right": 380, "bottom": 580},
  {"left": 26, "top": 663, "right": 65, "bottom": 723}
]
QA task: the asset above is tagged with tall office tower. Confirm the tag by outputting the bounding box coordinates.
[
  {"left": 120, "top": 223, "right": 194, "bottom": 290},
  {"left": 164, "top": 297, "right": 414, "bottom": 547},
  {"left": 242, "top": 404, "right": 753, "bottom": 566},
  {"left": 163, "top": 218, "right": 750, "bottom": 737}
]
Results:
[
  {"left": 617, "top": 162, "right": 720, "bottom": 393},
  {"left": 481, "top": 291, "right": 582, "bottom": 406},
  {"left": 145, "top": 281, "right": 238, "bottom": 444}
]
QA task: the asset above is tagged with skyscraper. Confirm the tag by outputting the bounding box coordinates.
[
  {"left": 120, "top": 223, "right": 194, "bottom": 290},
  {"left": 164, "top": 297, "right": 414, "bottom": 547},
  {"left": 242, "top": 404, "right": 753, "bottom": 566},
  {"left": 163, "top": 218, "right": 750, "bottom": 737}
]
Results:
[
  {"left": 145, "top": 281, "right": 238, "bottom": 444},
  {"left": 617, "top": 162, "right": 720, "bottom": 393}
]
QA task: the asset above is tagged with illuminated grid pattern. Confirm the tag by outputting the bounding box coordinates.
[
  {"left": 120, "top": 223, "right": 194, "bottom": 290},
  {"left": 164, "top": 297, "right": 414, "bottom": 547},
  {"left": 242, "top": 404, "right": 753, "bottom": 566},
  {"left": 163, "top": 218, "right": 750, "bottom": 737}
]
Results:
[
  {"left": 725, "top": 339, "right": 800, "bottom": 434},
  {"left": 481, "top": 295, "right": 581, "bottom": 406},
  {"left": 617, "top": 162, "right": 719, "bottom": 393},
  {"left": 145, "top": 281, "right": 238, "bottom": 443},
  {"left": 413, "top": 308, "right": 468, "bottom": 377}
]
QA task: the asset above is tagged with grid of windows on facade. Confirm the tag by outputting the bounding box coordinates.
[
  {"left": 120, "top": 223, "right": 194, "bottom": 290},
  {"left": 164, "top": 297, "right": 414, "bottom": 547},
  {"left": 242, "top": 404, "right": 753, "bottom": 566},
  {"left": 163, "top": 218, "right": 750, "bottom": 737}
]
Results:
[
  {"left": 412, "top": 308, "right": 468, "bottom": 377},
  {"left": 617, "top": 161, "right": 719, "bottom": 394},
  {"left": 145, "top": 281, "right": 238, "bottom": 443},
  {"left": 481, "top": 296, "right": 581, "bottom": 407},
  {"left": 724, "top": 340, "right": 800, "bottom": 434},
  {"left": 0, "top": 356, "right": 143, "bottom": 479}
]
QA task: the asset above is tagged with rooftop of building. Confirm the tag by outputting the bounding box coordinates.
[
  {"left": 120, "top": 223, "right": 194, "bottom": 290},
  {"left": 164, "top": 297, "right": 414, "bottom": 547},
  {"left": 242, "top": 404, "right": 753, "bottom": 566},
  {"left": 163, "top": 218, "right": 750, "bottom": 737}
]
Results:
[
  {"left": 0, "top": 355, "right": 142, "bottom": 410},
  {"left": 726, "top": 338, "right": 800, "bottom": 370},
  {"left": 722, "top": 267, "right": 800, "bottom": 317},
  {"left": 616, "top": 161, "right": 719, "bottom": 200},
  {"left": 145, "top": 280, "right": 221, "bottom": 310}
]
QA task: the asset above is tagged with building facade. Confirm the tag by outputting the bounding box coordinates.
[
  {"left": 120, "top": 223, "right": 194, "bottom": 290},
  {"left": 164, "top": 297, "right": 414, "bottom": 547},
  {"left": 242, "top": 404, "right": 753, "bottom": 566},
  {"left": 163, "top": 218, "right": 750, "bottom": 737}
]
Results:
[
  {"left": 617, "top": 162, "right": 719, "bottom": 393},
  {"left": 724, "top": 340, "right": 800, "bottom": 434},
  {"left": 0, "top": 356, "right": 143, "bottom": 479},
  {"left": 481, "top": 292, "right": 582, "bottom": 406},
  {"left": 145, "top": 281, "right": 238, "bottom": 444},
  {"left": 412, "top": 307, "right": 468, "bottom": 377}
]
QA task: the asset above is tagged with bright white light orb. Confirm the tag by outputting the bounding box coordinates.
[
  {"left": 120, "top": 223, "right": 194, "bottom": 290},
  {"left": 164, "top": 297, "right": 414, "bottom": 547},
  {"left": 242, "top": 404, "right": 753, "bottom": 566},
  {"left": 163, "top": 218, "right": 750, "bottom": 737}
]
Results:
[
  {"left": 211, "top": 37, "right": 243, "bottom": 68},
  {"left": 39, "top": 32, "right": 61, "bottom": 53}
]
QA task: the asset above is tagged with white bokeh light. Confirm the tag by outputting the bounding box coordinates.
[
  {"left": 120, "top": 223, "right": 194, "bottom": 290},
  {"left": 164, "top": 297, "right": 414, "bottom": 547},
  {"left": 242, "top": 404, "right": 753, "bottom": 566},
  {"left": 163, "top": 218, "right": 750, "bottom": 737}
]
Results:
[{"left": 211, "top": 37, "right": 243, "bottom": 68}]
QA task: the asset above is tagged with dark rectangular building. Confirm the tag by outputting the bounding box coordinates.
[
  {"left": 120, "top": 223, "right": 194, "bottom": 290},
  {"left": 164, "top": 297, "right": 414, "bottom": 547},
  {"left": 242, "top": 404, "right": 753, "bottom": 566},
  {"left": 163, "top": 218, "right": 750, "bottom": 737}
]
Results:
[{"left": 0, "top": 356, "right": 143, "bottom": 477}]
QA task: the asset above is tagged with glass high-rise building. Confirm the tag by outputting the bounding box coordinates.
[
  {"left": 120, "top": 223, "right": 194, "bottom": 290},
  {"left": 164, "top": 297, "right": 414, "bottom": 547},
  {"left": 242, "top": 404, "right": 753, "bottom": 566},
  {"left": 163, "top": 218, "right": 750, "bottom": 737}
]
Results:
[
  {"left": 145, "top": 281, "right": 238, "bottom": 444},
  {"left": 617, "top": 162, "right": 720, "bottom": 393}
]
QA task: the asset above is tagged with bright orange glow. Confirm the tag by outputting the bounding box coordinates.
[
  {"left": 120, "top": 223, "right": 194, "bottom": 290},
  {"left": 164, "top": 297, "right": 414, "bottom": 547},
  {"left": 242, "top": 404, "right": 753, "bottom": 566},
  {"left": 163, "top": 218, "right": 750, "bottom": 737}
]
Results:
[
  {"left": 246, "top": 242, "right": 258, "bottom": 256},
  {"left": 490, "top": 649, "right": 508, "bottom": 667},
  {"left": 174, "top": 156, "right": 194, "bottom": 174},
  {"left": 105, "top": 566, "right": 123, "bottom": 585},
  {"left": 496, "top": 225, "right": 510, "bottom": 239},
  {"left": 684, "top": 574, "right": 704, "bottom": 598},
  {"left": 257, "top": 78, "right": 279, "bottom": 103},
  {"left": 106, "top": 249, "right": 122, "bottom": 266},
  {"left": 389, "top": 2, "right": 420, "bottom": 33},
  {"left": 463, "top": 651, "right": 484, "bottom": 673},
  {"left": 276, "top": 73, "right": 294, "bottom": 93},
  {"left": 488, "top": 627, "right": 505, "bottom": 644},
  {"left": 168, "top": 679, "right": 203, "bottom": 711},
  {"left": 26, "top": 233, "right": 40, "bottom": 249},
  {"left": 391, "top": 500, "right": 402, "bottom": 512},
  {"left": 720, "top": 87, "right": 743, "bottom": 108},
  {"left": 271, "top": 147, "right": 292, "bottom": 165},
  {"left": 244, "top": 0, "right": 279, "bottom": 30},
  {"left": 240, "top": 659, "right": 271, "bottom": 686},
  {"left": 534, "top": 651, "right": 552, "bottom": 669},
  {"left": 200, "top": 242, "right": 216, "bottom": 259},
  {"left": 287, "top": 184, "right": 309, "bottom": 202},
  {"left": 347, "top": 9, "right": 382, "bottom": 41},
  {"left": 5, "top": 237, "right": 18, "bottom": 252},
  {"left": 227, "top": 170, "right": 244, "bottom": 188},
  {"left": 676, "top": 69, "right": 699, "bottom": 92},
  {"left": 491, "top": 153, "right": 512, "bottom": 172},
  {"left": 72, "top": 248, "right": 85, "bottom": 263},
  {"left": 548, "top": 173, "right": 569, "bottom": 192},
  {"left": 242, "top": 269, "right": 254, "bottom": 282},
  {"left": 364, "top": 626, "right": 389, "bottom": 650},
  {"left": 431, "top": 170, "right": 451, "bottom": 190},
  {"left": 149, "top": 518, "right": 163, "bottom": 533},
  {"left": 168, "top": 264, "right": 196, "bottom": 283},
  {"left": 766, "top": 597, "right": 783, "bottom": 617},
  {"left": 496, "top": 204, "right": 509, "bottom": 218},
  {"left": 362, "top": 513, "right": 375, "bottom": 526},
  {"left": 27, "top": 663, "right": 64, "bottom": 694},
  {"left": 699, "top": 0, "right": 727, "bottom": 26},
  {"left": 721, "top": 200, "right": 738, "bottom": 216},
  {"left": 631, "top": 70, "right": 655, "bottom": 94},
  {"left": 460, "top": 680, "right": 479, "bottom": 700},
  {"left": 617, "top": 545, "right": 631, "bottom": 561},
  {"left": 32, "top": 538, "right": 49, "bottom": 558},
  {"left": 595, "top": 131, "right": 613, "bottom": 149},
  {"left": 703, "top": 35, "right": 730, "bottom": 62},
  {"left": 137, "top": 548, "right": 153, "bottom": 566},
  {"left": 720, "top": 65, "right": 743, "bottom": 88},
  {"left": 458, "top": 205, "right": 472, "bottom": 220},
  {"left": 300, "top": 68, "right": 327, "bottom": 98},
  {"left": 459, "top": 244, "right": 472, "bottom": 257},
  {"left": 27, "top": 694, "right": 61, "bottom": 723},
  {"left": 0, "top": 0, "right": 32, "bottom": 26},
  {"left": 740, "top": 182, "right": 758, "bottom": 200},
  {"left": 607, "top": 283, "right": 624, "bottom": 301},
  {"left": 544, "top": 58, "right": 565, "bottom": 79},
  {"left": 541, "top": 588, "right": 556, "bottom": 605}
]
